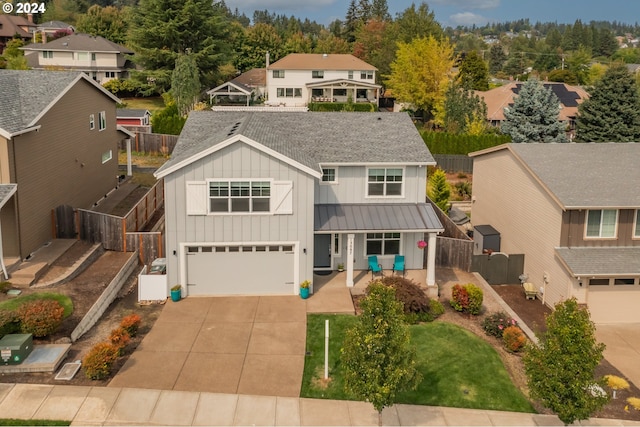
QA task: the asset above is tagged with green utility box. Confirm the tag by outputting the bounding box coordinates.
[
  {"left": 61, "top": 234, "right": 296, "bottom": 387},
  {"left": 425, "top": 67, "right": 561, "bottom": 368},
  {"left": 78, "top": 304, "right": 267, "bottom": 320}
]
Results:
[{"left": 0, "top": 334, "right": 33, "bottom": 365}]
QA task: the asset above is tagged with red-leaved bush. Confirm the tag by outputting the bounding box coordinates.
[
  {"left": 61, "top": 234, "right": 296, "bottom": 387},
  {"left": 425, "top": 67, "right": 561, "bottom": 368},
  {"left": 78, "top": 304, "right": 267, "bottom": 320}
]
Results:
[
  {"left": 83, "top": 342, "right": 119, "bottom": 380},
  {"left": 17, "top": 300, "right": 64, "bottom": 337},
  {"left": 120, "top": 314, "right": 142, "bottom": 337},
  {"left": 502, "top": 325, "right": 527, "bottom": 352},
  {"left": 109, "top": 327, "right": 131, "bottom": 355}
]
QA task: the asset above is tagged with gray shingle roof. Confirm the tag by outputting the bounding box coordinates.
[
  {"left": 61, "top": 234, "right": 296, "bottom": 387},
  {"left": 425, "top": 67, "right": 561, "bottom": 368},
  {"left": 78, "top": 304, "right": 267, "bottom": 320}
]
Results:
[
  {"left": 117, "top": 109, "right": 150, "bottom": 118},
  {"left": 555, "top": 247, "right": 640, "bottom": 276},
  {"left": 22, "top": 33, "right": 133, "bottom": 54},
  {"left": 315, "top": 203, "right": 443, "bottom": 232},
  {"left": 0, "top": 70, "right": 85, "bottom": 134},
  {"left": 509, "top": 143, "right": 640, "bottom": 208},
  {"left": 0, "top": 184, "right": 17, "bottom": 209},
  {"left": 156, "top": 111, "right": 434, "bottom": 176}
]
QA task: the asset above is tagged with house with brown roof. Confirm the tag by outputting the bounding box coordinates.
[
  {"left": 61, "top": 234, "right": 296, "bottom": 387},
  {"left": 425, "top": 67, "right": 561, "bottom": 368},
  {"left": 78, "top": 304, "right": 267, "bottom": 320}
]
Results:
[
  {"left": 470, "top": 143, "right": 640, "bottom": 324},
  {"left": 207, "top": 68, "right": 267, "bottom": 106},
  {"left": 21, "top": 33, "right": 134, "bottom": 84},
  {"left": 0, "top": 15, "right": 36, "bottom": 50},
  {"left": 265, "top": 53, "right": 381, "bottom": 107},
  {"left": 476, "top": 82, "right": 589, "bottom": 138}
]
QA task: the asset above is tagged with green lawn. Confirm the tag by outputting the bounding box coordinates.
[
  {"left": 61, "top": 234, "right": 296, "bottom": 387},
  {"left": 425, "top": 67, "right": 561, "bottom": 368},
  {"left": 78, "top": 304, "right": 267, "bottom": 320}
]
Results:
[
  {"left": 0, "top": 293, "right": 73, "bottom": 318},
  {"left": 301, "top": 314, "right": 534, "bottom": 413},
  {"left": 119, "top": 97, "right": 165, "bottom": 112},
  {"left": 0, "top": 420, "right": 69, "bottom": 426}
]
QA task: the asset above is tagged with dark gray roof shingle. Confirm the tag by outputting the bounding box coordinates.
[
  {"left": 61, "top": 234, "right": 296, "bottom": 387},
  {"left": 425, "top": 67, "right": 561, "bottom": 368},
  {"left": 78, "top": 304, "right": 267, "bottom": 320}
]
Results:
[
  {"left": 556, "top": 247, "right": 640, "bottom": 276},
  {"left": 509, "top": 143, "right": 640, "bottom": 208},
  {"left": 117, "top": 109, "right": 150, "bottom": 118},
  {"left": 22, "top": 33, "right": 133, "bottom": 54},
  {"left": 315, "top": 204, "right": 443, "bottom": 232},
  {"left": 157, "top": 111, "right": 434, "bottom": 175}
]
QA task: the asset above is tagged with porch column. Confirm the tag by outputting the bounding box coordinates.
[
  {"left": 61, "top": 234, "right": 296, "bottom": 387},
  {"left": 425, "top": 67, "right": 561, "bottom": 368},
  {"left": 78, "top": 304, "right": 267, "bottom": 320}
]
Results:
[
  {"left": 426, "top": 232, "right": 437, "bottom": 292},
  {"left": 346, "top": 233, "right": 354, "bottom": 287}
]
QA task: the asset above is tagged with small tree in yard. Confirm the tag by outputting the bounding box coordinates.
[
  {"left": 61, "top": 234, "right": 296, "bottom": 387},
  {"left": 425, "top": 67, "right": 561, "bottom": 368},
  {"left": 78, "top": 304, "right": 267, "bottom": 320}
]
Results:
[
  {"left": 428, "top": 168, "right": 450, "bottom": 213},
  {"left": 341, "top": 281, "right": 421, "bottom": 426},
  {"left": 523, "top": 298, "right": 609, "bottom": 424}
]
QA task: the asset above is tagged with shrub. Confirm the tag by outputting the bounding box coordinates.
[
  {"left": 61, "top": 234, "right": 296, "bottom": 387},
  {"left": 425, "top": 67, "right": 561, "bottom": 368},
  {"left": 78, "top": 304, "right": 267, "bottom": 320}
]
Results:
[
  {"left": 450, "top": 284, "right": 469, "bottom": 312},
  {"left": 605, "top": 375, "right": 630, "bottom": 398},
  {"left": 482, "top": 311, "right": 518, "bottom": 338},
  {"left": 0, "top": 281, "right": 12, "bottom": 293},
  {"left": 17, "top": 299, "right": 64, "bottom": 337},
  {"left": 627, "top": 397, "right": 640, "bottom": 411},
  {"left": 83, "top": 342, "right": 119, "bottom": 380},
  {"left": 466, "top": 284, "right": 483, "bottom": 315},
  {"left": 0, "top": 309, "right": 20, "bottom": 337},
  {"left": 120, "top": 314, "right": 142, "bottom": 337},
  {"left": 502, "top": 325, "right": 527, "bottom": 352},
  {"left": 429, "top": 299, "right": 445, "bottom": 318},
  {"left": 109, "top": 327, "right": 131, "bottom": 355},
  {"left": 377, "top": 276, "right": 429, "bottom": 314}
]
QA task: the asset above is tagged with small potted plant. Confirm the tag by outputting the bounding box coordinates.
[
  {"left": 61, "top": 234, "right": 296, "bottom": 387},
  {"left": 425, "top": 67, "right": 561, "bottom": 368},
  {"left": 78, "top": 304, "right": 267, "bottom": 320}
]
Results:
[
  {"left": 299, "top": 280, "right": 311, "bottom": 299},
  {"left": 170, "top": 284, "right": 182, "bottom": 302},
  {"left": 337, "top": 263, "right": 344, "bottom": 272}
]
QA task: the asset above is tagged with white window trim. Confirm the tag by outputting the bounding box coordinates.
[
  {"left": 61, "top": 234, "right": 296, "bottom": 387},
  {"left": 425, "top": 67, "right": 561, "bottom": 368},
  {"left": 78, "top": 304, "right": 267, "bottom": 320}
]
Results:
[
  {"left": 365, "top": 166, "right": 405, "bottom": 199},
  {"left": 89, "top": 114, "right": 95, "bottom": 130},
  {"left": 101, "top": 149, "right": 112, "bottom": 164},
  {"left": 634, "top": 209, "right": 640, "bottom": 239},
  {"left": 364, "top": 232, "right": 402, "bottom": 257},
  {"left": 584, "top": 209, "right": 618, "bottom": 239},
  {"left": 98, "top": 111, "right": 106, "bottom": 131},
  {"left": 207, "top": 178, "right": 274, "bottom": 216},
  {"left": 320, "top": 167, "right": 338, "bottom": 185}
]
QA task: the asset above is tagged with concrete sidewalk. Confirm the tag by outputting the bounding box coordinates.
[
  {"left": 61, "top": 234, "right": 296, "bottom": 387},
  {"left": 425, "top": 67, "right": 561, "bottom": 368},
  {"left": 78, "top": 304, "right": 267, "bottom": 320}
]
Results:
[{"left": 4, "top": 383, "right": 638, "bottom": 426}]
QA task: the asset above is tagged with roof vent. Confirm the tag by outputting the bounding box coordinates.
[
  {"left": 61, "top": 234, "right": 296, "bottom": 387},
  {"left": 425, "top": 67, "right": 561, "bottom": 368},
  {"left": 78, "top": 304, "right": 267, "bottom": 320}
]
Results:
[
  {"left": 377, "top": 117, "right": 382, "bottom": 120},
  {"left": 227, "top": 121, "right": 242, "bottom": 137}
]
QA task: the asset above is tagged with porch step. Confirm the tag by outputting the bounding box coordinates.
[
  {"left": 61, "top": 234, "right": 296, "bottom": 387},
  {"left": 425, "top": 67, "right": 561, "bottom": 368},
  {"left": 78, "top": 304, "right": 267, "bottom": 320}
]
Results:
[{"left": 9, "top": 262, "right": 49, "bottom": 287}]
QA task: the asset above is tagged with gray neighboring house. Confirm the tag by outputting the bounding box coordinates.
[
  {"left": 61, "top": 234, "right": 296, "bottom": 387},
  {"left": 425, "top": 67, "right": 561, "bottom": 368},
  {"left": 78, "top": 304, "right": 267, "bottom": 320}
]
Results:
[
  {"left": 154, "top": 111, "right": 443, "bottom": 297},
  {"left": 470, "top": 143, "right": 640, "bottom": 324}
]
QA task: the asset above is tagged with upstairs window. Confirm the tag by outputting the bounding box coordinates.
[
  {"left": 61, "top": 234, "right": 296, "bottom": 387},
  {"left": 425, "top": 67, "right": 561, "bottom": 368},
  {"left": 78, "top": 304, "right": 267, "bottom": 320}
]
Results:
[
  {"left": 209, "top": 181, "right": 270, "bottom": 213},
  {"left": 635, "top": 210, "right": 640, "bottom": 238},
  {"left": 272, "top": 70, "right": 285, "bottom": 78},
  {"left": 367, "top": 168, "right": 403, "bottom": 196},
  {"left": 91, "top": 53, "right": 96, "bottom": 61},
  {"left": 348, "top": 71, "right": 354, "bottom": 79},
  {"left": 276, "top": 88, "right": 302, "bottom": 98},
  {"left": 89, "top": 114, "right": 95, "bottom": 130},
  {"left": 42, "top": 51, "right": 53, "bottom": 59},
  {"left": 585, "top": 209, "right": 617, "bottom": 238},
  {"left": 321, "top": 168, "right": 336, "bottom": 183},
  {"left": 312, "top": 70, "right": 324, "bottom": 79},
  {"left": 361, "top": 70, "right": 374, "bottom": 79},
  {"left": 98, "top": 111, "right": 106, "bottom": 131}
]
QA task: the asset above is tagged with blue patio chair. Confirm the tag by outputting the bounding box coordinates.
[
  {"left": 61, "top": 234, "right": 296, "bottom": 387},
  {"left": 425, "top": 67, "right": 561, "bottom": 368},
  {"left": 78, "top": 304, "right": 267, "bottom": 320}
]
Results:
[
  {"left": 368, "top": 255, "right": 383, "bottom": 279},
  {"left": 393, "top": 255, "right": 405, "bottom": 277}
]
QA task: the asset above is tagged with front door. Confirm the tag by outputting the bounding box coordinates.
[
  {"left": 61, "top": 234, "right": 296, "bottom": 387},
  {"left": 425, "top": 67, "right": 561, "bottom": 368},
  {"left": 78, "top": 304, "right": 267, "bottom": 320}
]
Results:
[{"left": 314, "top": 234, "right": 331, "bottom": 269}]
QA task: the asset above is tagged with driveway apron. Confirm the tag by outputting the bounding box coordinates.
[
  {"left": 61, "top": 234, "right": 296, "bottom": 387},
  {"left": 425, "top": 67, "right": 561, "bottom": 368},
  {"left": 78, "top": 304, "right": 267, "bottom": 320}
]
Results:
[{"left": 109, "top": 296, "right": 307, "bottom": 397}]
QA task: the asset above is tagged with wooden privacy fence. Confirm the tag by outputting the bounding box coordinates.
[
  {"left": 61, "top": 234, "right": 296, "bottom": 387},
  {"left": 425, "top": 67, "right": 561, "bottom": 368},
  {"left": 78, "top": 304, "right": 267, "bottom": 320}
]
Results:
[
  {"left": 425, "top": 197, "right": 473, "bottom": 272},
  {"left": 433, "top": 154, "right": 474, "bottom": 174},
  {"left": 118, "top": 132, "right": 178, "bottom": 155},
  {"left": 125, "top": 179, "right": 164, "bottom": 232}
]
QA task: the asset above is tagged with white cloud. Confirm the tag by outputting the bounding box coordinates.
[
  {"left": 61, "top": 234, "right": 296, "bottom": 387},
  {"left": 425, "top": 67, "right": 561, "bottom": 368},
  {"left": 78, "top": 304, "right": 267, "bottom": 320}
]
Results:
[
  {"left": 429, "top": 0, "right": 500, "bottom": 9},
  {"left": 450, "top": 12, "right": 490, "bottom": 26}
]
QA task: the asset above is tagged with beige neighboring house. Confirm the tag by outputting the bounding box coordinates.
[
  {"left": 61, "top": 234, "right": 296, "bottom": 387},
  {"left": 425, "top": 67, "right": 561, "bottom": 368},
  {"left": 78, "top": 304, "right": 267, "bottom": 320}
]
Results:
[
  {"left": 265, "top": 53, "right": 381, "bottom": 107},
  {"left": 20, "top": 33, "right": 134, "bottom": 84},
  {"left": 470, "top": 143, "right": 640, "bottom": 324},
  {"left": 207, "top": 68, "right": 267, "bottom": 106},
  {"left": 0, "top": 14, "right": 36, "bottom": 49},
  {"left": 0, "top": 70, "right": 130, "bottom": 278},
  {"left": 476, "top": 82, "right": 589, "bottom": 138}
]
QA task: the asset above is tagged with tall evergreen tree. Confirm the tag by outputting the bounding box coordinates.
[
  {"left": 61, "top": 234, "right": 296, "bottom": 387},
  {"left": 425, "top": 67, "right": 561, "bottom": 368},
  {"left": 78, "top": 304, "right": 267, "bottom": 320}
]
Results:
[
  {"left": 344, "top": 0, "right": 359, "bottom": 42},
  {"left": 576, "top": 63, "right": 640, "bottom": 142},
  {"left": 501, "top": 79, "right": 568, "bottom": 143},
  {"left": 488, "top": 44, "right": 506, "bottom": 75},
  {"left": 171, "top": 52, "right": 200, "bottom": 116},
  {"left": 435, "top": 82, "right": 488, "bottom": 134},
  {"left": 370, "top": 0, "right": 390, "bottom": 21},
  {"left": 457, "top": 51, "right": 489, "bottom": 91},
  {"left": 394, "top": 2, "right": 443, "bottom": 43}
]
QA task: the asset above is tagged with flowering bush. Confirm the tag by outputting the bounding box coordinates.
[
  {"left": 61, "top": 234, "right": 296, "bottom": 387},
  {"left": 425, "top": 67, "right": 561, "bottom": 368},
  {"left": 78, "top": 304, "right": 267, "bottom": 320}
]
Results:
[
  {"left": 450, "top": 284, "right": 469, "bottom": 312},
  {"left": 482, "top": 311, "right": 518, "bottom": 338},
  {"left": 627, "top": 397, "right": 640, "bottom": 411},
  {"left": 83, "top": 342, "right": 119, "bottom": 380},
  {"left": 605, "top": 375, "right": 630, "bottom": 398},
  {"left": 502, "top": 325, "right": 527, "bottom": 352},
  {"left": 17, "top": 300, "right": 64, "bottom": 337},
  {"left": 109, "top": 327, "right": 131, "bottom": 356},
  {"left": 451, "top": 283, "right": 483, "bottom": 315},
  {"left": 120, "top": 313, "right": 142, "bottom": 337}
]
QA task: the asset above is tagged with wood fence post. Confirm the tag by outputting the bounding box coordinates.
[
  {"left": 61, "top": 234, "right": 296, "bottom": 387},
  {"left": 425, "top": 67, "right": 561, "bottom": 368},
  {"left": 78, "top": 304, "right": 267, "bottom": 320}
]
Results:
[{"left": 122, "top": 218, "right": 127, "bottom": 252}]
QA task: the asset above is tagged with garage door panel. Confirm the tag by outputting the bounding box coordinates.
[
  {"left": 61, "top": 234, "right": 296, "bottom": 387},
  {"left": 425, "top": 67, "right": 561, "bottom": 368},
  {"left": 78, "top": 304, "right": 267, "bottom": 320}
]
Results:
[
  {"left": 187, "top": 246, "right": 294, "bottom": 296},
  {"left": 588, "top": 287, "right": 640, "bottom": 323}
]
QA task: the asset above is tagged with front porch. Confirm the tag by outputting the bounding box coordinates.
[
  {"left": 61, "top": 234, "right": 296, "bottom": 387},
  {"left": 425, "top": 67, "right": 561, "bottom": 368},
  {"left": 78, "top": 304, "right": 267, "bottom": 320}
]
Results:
[{"left": 306, "top": 79, "right": 381, "bottom": 105}]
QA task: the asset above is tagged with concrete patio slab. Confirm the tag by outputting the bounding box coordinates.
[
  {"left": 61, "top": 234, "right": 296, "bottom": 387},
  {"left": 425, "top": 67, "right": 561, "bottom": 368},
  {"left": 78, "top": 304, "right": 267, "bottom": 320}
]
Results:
[
  {"left": 173, "top": 353, "right": 244, "bottom": 394},
  {"left": 108, "top": 351, "right": 189, "bottom": 389},
  {"left": 306, "top": 285, "right": 355, "bottom": 314},
  {"left": 205, "top": 296, "right": 259, "bottom": 322},
  {"left": 190, "top": 321, "right": 252, "bottom": 354},
  {"left": 247, "top": 322, "right": 306, "bottom": 355},
  {"left": 33, "top": 385, "right": 91, "bottom": 421},
  {"left": 136, "top": 321, "right": 201, "bottom": 352},
  {"left": 237, "top": 354, "right": 304, "bottom": 397},
  {"left": 158, "top": 298, "right": 213, "bottom": 323},
  {"left": 300, "top": 398, "right": 351, "bottom": 426},
  {"left": 255, "top": 295, "right": 306, "bottom": 322},
  {"left": 105, "top": 388, "right": 160, "bottom": 424},
  {"left": 73, "top": 387, "right": 121, "bottom": 424},
  {"left": 149, "top": 390, "right": 200, "bottom": 426},
  {"left": 192, "top": 393, "right": 238, "bottom": 426},
  {"left": 233, "top": 394, "right": 276, "bottom": 426},
  {"left": 0, "top": 384, "right": 52, "bottom": 419},
  {"left": 275, "top": 397, "right": 301, "bottom": 426}
]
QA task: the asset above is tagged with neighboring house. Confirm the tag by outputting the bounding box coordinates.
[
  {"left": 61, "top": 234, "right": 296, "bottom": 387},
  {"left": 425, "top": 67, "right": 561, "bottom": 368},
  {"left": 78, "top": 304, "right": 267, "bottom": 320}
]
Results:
[
  {"left": 21, "top": 33, "right": 135, "bottom": 84},
  {"left": 469, "top": 143, "right": 640, "bottom": 324},
  {"left": 207, "top": 68, "right": 267, "bottom": 106},
  {"left": 34, "top": 20, "right": 75, "bottom": 43},
  {"left": 0, "top": 14, "right": 36, "bottom": 49},
  {"left": 0, "top": 69, "right": 127, "bottom": 271},
  {"left": 117, "top": 109, "right": 151, "bottom": 132},
  {"left": 476, "top": 82, "right": 589, "bottom": 138},
  {"left": 154, "top": 111, "right": 443, "bottom": 297},
  {"left": 265, "top": 53, "right": 381, "bottom": 107}
]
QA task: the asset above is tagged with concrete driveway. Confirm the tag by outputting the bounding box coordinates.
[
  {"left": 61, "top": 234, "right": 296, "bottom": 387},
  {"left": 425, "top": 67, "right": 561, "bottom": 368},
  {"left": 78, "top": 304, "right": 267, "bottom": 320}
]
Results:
[
  {"left": 596, "top": 323, "right": 640, "bottom": 388},
  {"left": 109, "top": 296, "right": 307, "bottom": 397}
]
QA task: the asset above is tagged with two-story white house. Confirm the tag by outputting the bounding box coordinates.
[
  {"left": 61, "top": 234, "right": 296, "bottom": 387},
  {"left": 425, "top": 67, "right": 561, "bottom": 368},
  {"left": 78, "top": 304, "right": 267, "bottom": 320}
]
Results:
[
  {"left": 154, "top": 111, "right": 443, "bottom": 297},
  {"left": 21, "top": 33, "right": 134, "bottom": 84},
  {"left": 265, "top": 53, "right": 382, "bottom": 107}
]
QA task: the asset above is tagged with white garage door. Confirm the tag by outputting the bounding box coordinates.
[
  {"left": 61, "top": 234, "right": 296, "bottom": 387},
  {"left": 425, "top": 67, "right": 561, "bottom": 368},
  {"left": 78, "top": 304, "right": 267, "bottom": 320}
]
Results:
[
  {"left": 588, "top": 281, "right": 640, "bottom": 323},
  {"left": 186, "top": 244, "right": 295, "bottom": 296}
]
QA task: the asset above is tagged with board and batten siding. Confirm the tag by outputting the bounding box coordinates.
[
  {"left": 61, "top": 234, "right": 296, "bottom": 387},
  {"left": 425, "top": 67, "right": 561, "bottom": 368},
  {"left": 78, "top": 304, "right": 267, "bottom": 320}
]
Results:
[
  {"left": 8, "top": 79, "right": 119, "bottom": 259},
  {"left": 314, "top": 165, "right": 427, "bottom": 204},
  {"left": 163, "top": 140, "right": 315, "bottom": 288},
  {"left": 561, "top": 209, "right": 640, "bottom": 247},
  {"left": 472, "top": 149, "right": 573, "bottom": 308}
]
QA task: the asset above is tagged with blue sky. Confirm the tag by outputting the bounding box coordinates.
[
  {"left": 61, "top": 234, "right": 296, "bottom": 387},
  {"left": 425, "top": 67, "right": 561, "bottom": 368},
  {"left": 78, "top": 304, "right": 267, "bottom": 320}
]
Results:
[{"left": 224, "top": 0, "right": 640, "bottom": 28}]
